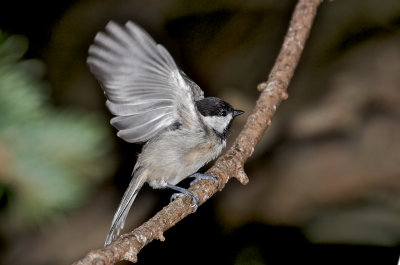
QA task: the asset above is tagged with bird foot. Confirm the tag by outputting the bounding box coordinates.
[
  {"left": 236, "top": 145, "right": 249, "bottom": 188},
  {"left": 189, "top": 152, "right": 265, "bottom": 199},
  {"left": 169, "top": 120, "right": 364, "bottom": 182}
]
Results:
[
  {"left": 167, "top": 184, "right": 199, "bottom": 212},
  {"left": 189, "top": 173, "right": 218, "bottom": 186}
]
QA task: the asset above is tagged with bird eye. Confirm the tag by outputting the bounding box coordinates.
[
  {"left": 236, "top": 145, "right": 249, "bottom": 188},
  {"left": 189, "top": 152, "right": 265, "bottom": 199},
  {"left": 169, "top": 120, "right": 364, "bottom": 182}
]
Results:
[{"left": 221, "top": 110, "right": 227, "bottom": 116}]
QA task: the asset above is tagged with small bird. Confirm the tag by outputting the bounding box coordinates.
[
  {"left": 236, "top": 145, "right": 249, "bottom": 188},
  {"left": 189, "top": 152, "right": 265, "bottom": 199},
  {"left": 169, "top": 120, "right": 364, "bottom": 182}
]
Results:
[{"left": 87, "top": 21, "right": 243, "bottom": 246}]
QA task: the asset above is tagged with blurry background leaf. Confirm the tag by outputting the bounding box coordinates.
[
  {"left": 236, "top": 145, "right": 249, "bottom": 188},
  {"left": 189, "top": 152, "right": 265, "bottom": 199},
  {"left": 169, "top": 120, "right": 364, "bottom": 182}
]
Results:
[{"left": 0, "top": 31, "right": 114, "bottom": 230}]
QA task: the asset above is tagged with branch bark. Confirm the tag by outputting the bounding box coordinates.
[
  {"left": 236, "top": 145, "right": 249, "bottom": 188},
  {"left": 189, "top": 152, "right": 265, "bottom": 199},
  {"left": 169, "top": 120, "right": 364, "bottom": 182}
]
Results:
[{"left": 73, "top": 0, "right": 323, "bottom": 264}]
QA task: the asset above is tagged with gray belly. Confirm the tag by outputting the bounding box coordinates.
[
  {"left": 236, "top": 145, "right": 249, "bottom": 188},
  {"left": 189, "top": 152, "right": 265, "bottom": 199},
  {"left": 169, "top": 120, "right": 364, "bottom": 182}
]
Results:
[{"left": 138, "top": 129, "right": 225, "bottom": 188}]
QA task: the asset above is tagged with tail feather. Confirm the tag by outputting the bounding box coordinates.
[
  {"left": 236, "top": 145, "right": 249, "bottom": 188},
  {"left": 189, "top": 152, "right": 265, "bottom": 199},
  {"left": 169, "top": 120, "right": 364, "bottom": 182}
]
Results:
[{"left": 105, "top": 167, "right": 145, "bottom": 246}]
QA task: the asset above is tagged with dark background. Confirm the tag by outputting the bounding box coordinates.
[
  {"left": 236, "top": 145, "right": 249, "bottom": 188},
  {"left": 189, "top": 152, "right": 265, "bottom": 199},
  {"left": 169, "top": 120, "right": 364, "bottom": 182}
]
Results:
[{"left": 0, "top": 0, "right": 400, "bottom": 264}]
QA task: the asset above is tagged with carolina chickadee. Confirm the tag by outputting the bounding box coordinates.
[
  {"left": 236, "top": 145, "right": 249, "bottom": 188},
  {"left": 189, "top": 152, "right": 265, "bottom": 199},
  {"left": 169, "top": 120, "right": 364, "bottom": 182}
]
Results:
[{"left": 87, "top": 21, "right": 243, "bottom": 246}]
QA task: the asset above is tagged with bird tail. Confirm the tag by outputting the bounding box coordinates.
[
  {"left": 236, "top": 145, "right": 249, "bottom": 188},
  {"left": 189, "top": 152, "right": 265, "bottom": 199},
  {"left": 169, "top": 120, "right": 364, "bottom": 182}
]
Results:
[{"left": 104, "top": 166, "right": 145, "bottom": 247}]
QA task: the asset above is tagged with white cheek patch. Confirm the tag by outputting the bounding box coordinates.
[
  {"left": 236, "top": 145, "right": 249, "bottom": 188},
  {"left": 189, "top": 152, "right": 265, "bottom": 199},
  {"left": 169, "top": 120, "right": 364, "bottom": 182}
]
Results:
[{"left": 203, "top": 113, "right": 233, "bottom": 134}]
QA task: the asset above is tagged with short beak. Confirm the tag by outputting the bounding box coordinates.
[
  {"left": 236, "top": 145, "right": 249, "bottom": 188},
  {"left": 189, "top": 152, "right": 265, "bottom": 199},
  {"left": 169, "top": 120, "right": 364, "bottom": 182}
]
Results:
[{"left": 233, "top": 110, "right": 244, "bottom": 117}]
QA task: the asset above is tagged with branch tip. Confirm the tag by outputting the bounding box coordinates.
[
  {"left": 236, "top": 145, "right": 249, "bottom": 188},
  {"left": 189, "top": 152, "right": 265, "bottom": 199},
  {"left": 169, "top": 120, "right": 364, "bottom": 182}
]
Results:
[
  {"left": 257, "top": 82, "right": 268, "bottom": 92},
  {"left": 281, "top": 91, "right": 289, "bottom": 100},
  {"left": 234, "top": 167, "right": 249, "bottom": 185},
  {"left": 157, "top": 233, "right": 165, "bottom": 242}
]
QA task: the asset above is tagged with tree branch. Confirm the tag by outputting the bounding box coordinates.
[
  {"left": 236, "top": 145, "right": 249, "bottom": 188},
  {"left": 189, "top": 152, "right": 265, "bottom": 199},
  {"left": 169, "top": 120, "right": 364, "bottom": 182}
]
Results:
[{"left": 72, "top": 0, "right": 323, "bottom": 264}]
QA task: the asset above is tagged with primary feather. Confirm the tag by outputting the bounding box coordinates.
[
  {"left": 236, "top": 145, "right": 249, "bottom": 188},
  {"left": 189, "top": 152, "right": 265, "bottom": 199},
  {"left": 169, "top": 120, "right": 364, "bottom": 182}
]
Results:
[{"left": 87, "top": 21, "right": 204, "bottom": 143}]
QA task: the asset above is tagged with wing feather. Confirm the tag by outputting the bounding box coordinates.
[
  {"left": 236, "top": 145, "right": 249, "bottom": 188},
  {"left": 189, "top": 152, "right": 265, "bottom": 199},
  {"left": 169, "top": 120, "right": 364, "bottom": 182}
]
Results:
[{"left": 87, "top": 21, "right": 205, "bottom": 142}]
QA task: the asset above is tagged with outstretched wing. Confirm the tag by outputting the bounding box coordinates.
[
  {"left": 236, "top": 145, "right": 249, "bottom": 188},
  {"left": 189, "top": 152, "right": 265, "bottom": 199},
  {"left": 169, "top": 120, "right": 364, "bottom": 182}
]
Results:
[{"left": 87, "top": 21, "right": 204, "bottom": 143}]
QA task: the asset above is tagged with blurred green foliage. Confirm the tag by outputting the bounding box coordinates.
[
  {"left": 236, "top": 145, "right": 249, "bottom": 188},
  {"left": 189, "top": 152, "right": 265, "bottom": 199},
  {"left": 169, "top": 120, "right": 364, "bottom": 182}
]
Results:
[{"left": 0, "top": 31, "right": 113, "bottom": 230}]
